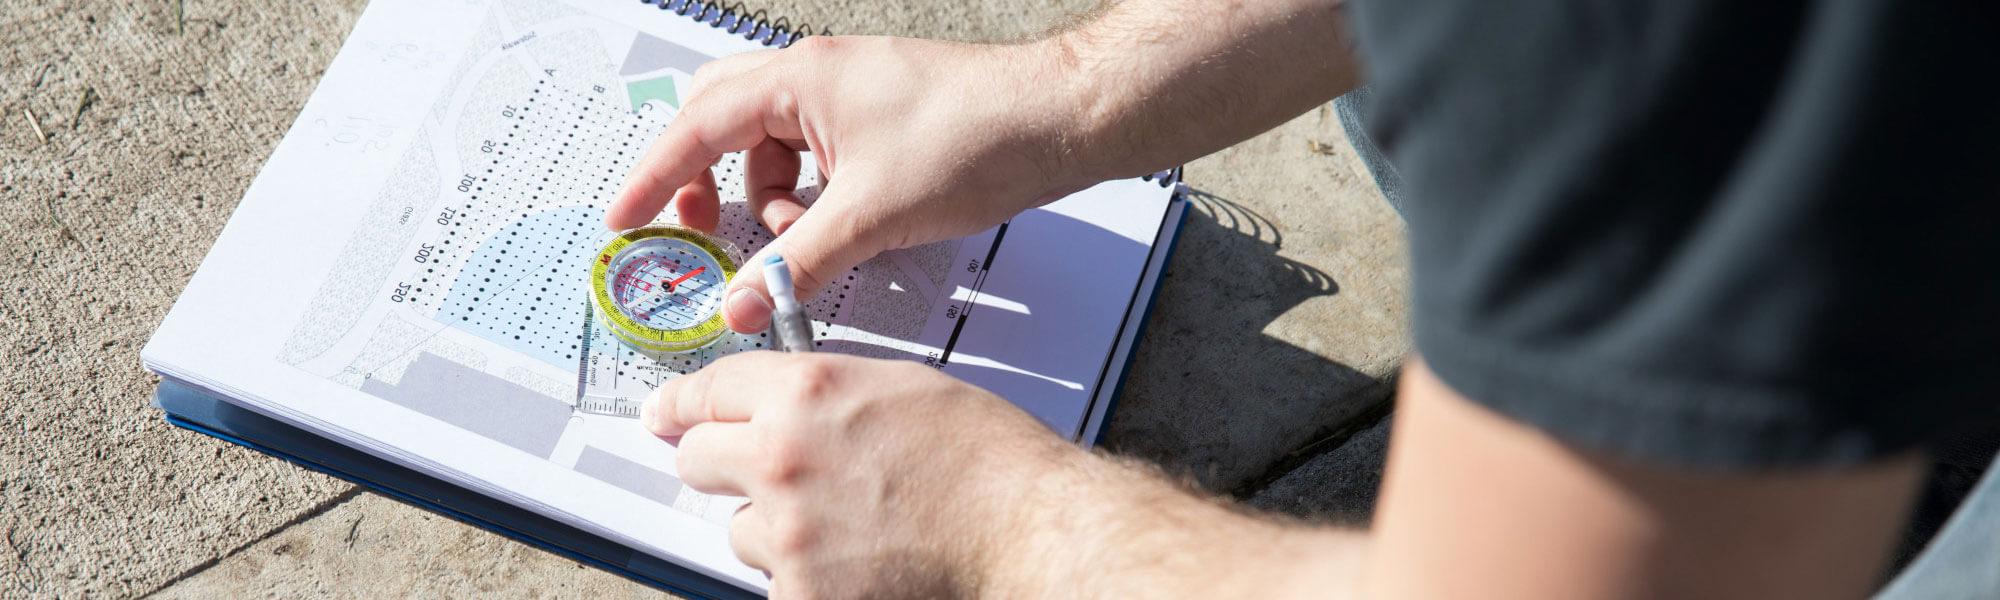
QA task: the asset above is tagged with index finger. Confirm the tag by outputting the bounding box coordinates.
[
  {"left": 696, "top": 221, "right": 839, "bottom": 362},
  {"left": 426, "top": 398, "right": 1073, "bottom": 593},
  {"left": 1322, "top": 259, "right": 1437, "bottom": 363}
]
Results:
[
  {"left": 642, "top": 351, "right": 791, "bottom": 437},
  {"left": 606, "top": 55, "right": 806, "bottom": 230}
]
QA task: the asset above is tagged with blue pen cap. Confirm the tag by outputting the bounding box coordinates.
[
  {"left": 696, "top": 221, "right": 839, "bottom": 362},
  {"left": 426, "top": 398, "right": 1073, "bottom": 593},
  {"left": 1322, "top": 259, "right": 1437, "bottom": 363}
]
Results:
[{"left": 763, "top": 254, "right": 797, "bottom": 302}]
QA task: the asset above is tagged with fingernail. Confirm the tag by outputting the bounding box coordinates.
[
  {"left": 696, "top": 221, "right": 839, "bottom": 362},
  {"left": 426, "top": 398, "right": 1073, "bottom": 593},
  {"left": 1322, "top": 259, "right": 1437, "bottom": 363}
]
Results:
[{"left": 727, "top": 288, "right": 772, "bottom": 331}]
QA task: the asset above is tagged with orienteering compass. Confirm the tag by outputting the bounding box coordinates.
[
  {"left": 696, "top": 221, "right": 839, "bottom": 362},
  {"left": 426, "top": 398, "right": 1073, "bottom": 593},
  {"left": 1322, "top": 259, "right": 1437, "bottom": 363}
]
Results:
[{"left": 590, "top": 225, "right": 741, "bottom": 355}]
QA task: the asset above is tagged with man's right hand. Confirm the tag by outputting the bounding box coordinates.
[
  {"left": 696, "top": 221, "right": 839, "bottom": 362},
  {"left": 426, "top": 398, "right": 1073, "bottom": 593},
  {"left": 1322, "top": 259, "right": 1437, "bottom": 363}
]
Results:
[{"left": 607, "top": 36, "right": 1098, "bottom": 333}]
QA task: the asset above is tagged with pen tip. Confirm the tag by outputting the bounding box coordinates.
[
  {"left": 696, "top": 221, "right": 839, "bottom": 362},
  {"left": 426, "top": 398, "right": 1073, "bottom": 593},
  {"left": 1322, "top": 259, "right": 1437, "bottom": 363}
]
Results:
[{"left": 764, "top": 255, "right": 784, "bottom": 266}]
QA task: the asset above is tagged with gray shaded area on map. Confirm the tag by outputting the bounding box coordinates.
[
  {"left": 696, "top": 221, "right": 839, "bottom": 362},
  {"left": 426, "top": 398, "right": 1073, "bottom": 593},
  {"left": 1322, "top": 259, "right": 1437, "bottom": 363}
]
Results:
[
  {"left": 359, "top": 352, "right": 571, "bottom": 458},
  {"left": 619, "top": 33, "right": 710, "bottom": 76},
  {"left": 572, "top": 446, "right": 681, "bottom": 506}
]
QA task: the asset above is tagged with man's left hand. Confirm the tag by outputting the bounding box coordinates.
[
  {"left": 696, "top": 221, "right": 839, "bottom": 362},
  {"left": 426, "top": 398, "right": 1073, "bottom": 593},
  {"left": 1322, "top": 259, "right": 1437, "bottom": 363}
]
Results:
[{"left": 642, "top": 352, "right": 1075, "bottom": 598}]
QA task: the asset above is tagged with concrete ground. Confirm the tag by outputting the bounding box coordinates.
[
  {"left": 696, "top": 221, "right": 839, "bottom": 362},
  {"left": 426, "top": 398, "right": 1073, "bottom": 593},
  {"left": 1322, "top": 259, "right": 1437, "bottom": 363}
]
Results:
[{"left": 0, "top": 1, "right": 1407, "bottom": 597}]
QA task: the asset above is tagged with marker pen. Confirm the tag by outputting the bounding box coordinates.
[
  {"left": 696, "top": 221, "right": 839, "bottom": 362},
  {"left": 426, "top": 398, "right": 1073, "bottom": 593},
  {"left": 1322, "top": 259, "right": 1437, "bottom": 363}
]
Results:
[{"left": 763, "top": 255, "right": 815, "bottom": 353}]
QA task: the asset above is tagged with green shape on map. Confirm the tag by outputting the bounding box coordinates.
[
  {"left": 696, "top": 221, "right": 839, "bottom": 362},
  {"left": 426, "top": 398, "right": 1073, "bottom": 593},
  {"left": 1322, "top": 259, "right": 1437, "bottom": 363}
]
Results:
[{"left": 625, "top": 75, "right": 678, "bottom": 110}]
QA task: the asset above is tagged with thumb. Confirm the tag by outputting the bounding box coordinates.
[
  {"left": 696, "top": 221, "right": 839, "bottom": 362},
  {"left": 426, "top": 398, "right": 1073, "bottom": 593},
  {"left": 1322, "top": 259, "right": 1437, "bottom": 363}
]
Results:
[{"left": 722, "top": 184, "right": 887, "bottom": 333}]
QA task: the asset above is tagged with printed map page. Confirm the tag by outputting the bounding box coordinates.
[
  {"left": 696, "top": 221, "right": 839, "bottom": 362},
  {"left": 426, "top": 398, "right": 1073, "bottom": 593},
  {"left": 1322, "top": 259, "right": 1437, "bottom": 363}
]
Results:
[{"left": 144, "top": 0, "right": 1175, "bottom": 593}]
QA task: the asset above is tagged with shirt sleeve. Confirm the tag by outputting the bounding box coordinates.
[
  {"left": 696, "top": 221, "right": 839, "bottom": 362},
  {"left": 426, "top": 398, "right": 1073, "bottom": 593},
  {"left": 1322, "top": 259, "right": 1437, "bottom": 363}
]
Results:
[{"left": 1354, "top": 0, "right": 2000, "bottom": 469}]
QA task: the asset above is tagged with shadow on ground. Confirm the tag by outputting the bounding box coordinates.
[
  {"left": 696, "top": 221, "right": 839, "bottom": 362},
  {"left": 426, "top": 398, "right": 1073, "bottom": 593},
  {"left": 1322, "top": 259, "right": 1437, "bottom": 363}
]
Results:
[{"left": 1102, "top": 188, "right": 1394, "bottom": 496}]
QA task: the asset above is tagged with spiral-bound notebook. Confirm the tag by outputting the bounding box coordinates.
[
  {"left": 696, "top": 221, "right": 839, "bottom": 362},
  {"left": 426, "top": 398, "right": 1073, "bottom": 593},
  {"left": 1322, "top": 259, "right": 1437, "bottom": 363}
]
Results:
[{"left": 142, "top": 0, "right": 1184, "bottom": 596}]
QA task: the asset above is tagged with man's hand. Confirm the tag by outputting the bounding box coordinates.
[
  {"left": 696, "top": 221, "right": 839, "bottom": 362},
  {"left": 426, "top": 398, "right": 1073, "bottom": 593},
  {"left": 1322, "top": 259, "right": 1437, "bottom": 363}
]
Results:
[
  {"left": 607, "top": 0, "right": 1361, "bottom": 335},
  {"left": 643, "top": 351, "right": 1358, "bottom": 599},
  {"left": 608, "top": 37, "right": 1098, "bottom": 333},
  {"left": 640, "top": 352, "right": 1080, "bottom": 598}
]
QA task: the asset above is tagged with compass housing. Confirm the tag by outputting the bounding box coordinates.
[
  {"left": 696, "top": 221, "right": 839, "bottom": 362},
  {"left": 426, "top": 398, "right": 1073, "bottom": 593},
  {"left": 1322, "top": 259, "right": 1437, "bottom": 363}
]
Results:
[{"left": 589, "top": 225, "right": 741, "bottom": 354}]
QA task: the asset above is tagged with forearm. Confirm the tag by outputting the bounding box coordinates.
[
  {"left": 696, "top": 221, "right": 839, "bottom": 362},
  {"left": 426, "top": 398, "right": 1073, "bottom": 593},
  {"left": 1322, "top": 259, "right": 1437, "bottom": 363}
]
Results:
[
  {"left": 1041, "top": 0, "right": 1363, "bottom": 181},
  {"left": 971, "top": 440, "right": 1367, "bottom": 598}
]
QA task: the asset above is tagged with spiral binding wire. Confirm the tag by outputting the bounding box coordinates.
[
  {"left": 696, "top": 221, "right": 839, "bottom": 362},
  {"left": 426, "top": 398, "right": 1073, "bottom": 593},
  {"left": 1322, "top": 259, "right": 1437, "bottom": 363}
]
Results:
[
  {"left": 1140, "top": 166, "right": 1184, "bottom": 189},
  {"left": 639, "top": 0, "right": 825, "bottom": 47}
]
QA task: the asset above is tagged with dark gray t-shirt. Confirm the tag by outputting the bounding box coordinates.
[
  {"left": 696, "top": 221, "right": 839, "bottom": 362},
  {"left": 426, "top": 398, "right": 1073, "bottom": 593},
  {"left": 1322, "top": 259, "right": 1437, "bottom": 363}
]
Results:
[{"left": 1347, "top": 0, "right": 2000, "bottom": 468}]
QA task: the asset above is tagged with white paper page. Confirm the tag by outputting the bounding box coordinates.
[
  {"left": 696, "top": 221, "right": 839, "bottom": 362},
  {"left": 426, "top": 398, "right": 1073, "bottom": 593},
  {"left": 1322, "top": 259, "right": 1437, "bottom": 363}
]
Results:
[{"left": 144, "top": 0, "right": 1173, "bottom": 593}]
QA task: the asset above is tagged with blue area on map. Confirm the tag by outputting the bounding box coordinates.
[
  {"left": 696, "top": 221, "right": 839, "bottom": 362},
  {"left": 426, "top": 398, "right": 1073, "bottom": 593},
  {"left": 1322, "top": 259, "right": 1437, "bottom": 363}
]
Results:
[{"left": 435, "top": 205, "right": 604, "bottom": 369}]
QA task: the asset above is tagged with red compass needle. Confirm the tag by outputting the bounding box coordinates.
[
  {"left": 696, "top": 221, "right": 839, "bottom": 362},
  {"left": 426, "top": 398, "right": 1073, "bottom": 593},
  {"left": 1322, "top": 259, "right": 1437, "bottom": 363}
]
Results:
[{"left": 663, "top": 266, "right": 706, "bottom": 292}]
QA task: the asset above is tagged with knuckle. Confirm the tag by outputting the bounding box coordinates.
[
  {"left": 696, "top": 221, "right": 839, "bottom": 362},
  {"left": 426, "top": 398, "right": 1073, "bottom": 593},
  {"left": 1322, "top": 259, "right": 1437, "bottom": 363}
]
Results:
[
  {"left": 786, "top": 253, "right": 842, "bottom": 298},
  {"left": 686, "top": 118, "right": 729, "bottom": 156},
  {"left": 690, "top": 61, "right": 724, "bottom": 86},
  {"left": 780, "top": 263, "right": 820, "bottom": 297},
  {"left": 760, "top": 435, "right": 809, "bottom": 486},
  {"left": 767, "top": 516, "right": 816, "bottom": 555},
  {"left": 787, "top": 35, "right": 839, "bottom": 57},
  {"left": 670, "top": 95, "right": 707, "bottom": 123},
  {"left": 787, "top": 358, "right": 839, "bottom": 399}
]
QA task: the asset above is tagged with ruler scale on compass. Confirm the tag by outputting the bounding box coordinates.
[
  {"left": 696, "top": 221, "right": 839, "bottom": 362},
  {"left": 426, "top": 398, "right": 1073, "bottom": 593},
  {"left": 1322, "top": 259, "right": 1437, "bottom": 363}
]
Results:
[
  {"left": 570, "top": 301, "right": 654, "bottom": 418},
  {"left": 577, "top": 393, "right": 646, "bottom": 418}
]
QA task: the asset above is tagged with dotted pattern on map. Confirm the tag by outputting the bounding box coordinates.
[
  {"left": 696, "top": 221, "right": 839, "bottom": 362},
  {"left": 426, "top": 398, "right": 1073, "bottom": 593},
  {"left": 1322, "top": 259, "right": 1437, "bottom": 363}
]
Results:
[{"left": 405, "top": 80, "right": 852, "bottom": 395}]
